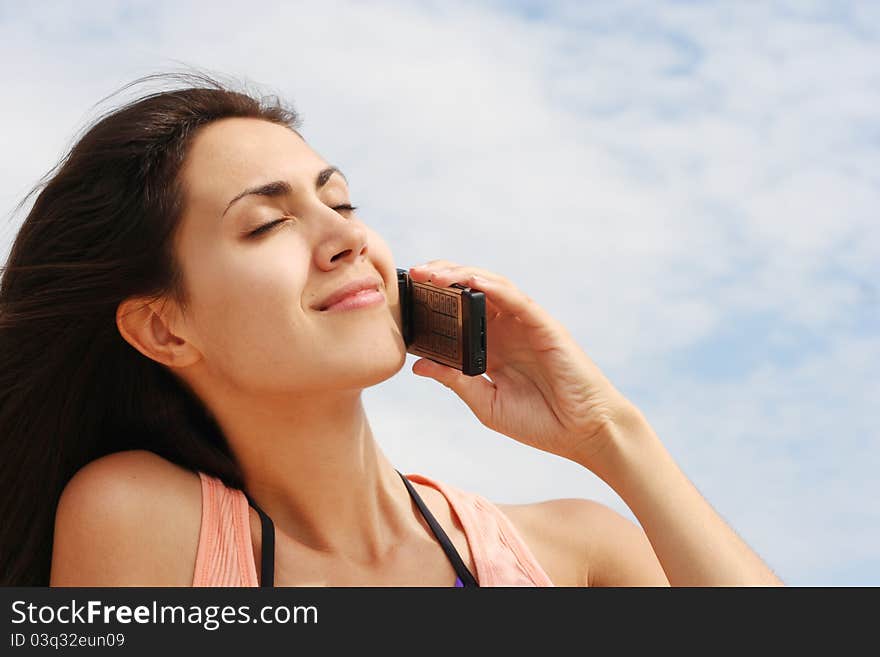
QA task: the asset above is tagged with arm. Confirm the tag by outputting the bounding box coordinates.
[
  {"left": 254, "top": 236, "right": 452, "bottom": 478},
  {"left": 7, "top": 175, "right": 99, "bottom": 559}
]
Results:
[
  {"left": 576, "top": 499, "right": 670, "bottom": 587},
  {"left": 576, "top": 407, "right": 785, "bottom": 587},
  {"left": 404, "top": 262, "right": 784, "bottom": 587},
  {"left": 502, "top": 498, "right": 670, "bottom": 586}
]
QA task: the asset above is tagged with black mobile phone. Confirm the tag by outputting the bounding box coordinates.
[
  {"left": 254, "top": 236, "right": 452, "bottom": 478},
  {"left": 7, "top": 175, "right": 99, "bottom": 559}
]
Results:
[{"left": 397, "top": 267, "right": 487, "bottom": 376}]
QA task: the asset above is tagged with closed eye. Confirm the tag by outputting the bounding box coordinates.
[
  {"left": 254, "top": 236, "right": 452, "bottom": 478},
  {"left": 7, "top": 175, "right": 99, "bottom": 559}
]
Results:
[{"left": 246, "top": 203, "right": 359, "bottom": 238}]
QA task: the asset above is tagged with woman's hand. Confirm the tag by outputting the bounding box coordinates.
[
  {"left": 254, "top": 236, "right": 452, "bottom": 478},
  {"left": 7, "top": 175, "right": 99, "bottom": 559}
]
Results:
[
  {"left": 407, "top": 260, "right": 640, "bottom": 466},
  {"left": 407, "top": 262, "right": 787, "bottom": 588}
]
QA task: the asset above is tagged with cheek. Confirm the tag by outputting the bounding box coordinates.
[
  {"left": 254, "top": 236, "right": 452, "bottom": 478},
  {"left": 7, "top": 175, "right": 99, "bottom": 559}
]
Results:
[
  {"left": 186, "top": 243, "right": 309, "bottom": 354},
  {"left": 177, "top": 227, "right": 404, "bottom": 390},
  {"left": 365, "top": 229, "right": 398, "bottom": 299},
  {"left": 362, "top": 229, "right": 403, "bottom": 332}
]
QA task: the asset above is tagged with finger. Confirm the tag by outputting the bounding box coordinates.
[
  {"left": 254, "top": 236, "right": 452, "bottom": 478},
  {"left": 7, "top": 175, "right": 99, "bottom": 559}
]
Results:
[
  {"left": 411, "top": 358, "right": 497, "bottom": 428},
  {"left": 420, "top": 266, "right": 502, "bottom": 287},
  {"left": 408, "top": 261, "right": 462, "bottom": 283},
  {"left": 462, "top": 273, "right": 550, "bottom": 330},
  {"left": 410, "top": 260, "right": 459, "bottom": 271},
  {"left": 409, "top": 263, "right": 505, "bottom": 288},
  {"left": 408, "top": 264, "right": 549, "bottom": 329},
  {"left": 408, "top": 265, "right": 506, "bottom": 318}
]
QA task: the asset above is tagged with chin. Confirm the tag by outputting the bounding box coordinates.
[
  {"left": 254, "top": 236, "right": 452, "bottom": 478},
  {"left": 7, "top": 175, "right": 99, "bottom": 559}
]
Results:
[{"left": 334, "top": 339, "right": 408, "bottom": 390}]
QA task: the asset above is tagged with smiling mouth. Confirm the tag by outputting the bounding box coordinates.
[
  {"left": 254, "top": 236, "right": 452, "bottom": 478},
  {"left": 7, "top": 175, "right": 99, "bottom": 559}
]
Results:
[
  {"left": 313, "top": 276, "right": 384, "bottom": 311},
  {"left": 319, "top": 288, "right": 385, "bottom": 312}
]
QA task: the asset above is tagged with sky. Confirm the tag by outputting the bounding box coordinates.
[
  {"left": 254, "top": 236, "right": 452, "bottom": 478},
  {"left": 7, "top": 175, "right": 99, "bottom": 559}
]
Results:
[{"left": 0, "top": 0, "right": 877, "bottom": 586}]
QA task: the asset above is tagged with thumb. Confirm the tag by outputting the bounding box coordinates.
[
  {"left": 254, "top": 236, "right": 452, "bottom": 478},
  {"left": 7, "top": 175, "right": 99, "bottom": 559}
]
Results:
[{"left": 412, "top": 358, "right": 496, "bottom": 427}]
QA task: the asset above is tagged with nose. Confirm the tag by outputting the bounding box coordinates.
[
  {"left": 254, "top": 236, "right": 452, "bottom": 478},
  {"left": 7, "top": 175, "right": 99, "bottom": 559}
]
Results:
[{"left": 314, "top": 207, "right": 369, "bottom": 268}]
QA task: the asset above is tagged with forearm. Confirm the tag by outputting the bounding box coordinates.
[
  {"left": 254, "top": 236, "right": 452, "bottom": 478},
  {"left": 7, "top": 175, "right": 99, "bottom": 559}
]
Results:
[{"left": 577, "top": 407, "right": 785, "bottom": 587}]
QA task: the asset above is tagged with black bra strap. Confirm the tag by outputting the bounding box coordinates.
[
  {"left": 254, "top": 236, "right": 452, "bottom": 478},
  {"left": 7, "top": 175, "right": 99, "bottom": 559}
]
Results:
[
  {"left": 242, "top": 491, "right": 274, "bottom": 587},
  {"left": 396, "top": 470, "right": 479, "bottom": 587}
]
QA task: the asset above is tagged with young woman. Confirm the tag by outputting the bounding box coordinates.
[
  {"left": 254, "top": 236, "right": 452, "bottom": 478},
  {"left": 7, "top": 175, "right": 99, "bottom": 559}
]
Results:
[{"left": 0, "top": 72, "right": 783, "bottom": 587}]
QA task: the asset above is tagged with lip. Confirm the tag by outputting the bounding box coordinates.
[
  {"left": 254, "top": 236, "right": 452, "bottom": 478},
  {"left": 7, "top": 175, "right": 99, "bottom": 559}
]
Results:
[{"left": 313, "top": 276, "right": 384, "bottom": 311}]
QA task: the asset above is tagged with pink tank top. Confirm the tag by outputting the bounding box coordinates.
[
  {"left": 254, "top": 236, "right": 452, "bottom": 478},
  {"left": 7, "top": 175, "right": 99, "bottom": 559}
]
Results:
[{"left": 192, "top": 470, "right": 554, "bottom": 587}]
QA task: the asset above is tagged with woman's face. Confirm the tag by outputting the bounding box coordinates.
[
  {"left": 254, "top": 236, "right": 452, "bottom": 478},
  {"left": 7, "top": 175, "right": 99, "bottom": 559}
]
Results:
[{"left": 171, "top": 117, "right": 406, "bottom": 396}]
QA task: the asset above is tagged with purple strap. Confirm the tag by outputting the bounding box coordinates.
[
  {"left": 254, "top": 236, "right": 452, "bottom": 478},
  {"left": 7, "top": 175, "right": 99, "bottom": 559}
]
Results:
[{"left": 454, "top": 576, "right": 464, "bottom": 588}]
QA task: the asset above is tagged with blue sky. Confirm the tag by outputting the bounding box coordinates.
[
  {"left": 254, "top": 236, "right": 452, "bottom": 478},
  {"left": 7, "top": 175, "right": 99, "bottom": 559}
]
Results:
[{"left": 1, "top": 0, "right": 877, "bottom": 585}]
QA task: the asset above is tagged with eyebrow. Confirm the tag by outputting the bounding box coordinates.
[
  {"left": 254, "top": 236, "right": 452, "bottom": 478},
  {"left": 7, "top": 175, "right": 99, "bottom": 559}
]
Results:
[{"left": 222, "top": 166, "right": 347, "bottom": 217}]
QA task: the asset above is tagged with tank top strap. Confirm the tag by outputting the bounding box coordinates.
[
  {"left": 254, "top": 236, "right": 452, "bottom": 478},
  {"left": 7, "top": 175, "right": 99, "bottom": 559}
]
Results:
[
  {"left": 396, "top": 470, "right": 479, "bottom": 586},
  {"left": 403, "top": 472, "right": 556, "bottom": 587},
  {"left": 238, "top": 471, "right": 478, "bottom": 586},
  {"left": 242, "top": 490, "right": 275, "bottom": 587},
  {"left": 193, "top": 471, "right": 258, "bottom": 587}
]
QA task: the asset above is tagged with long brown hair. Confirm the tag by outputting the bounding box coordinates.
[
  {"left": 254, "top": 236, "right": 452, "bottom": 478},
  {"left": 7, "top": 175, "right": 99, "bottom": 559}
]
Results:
[{"left": 0, "top": 70, "right": 303, "bottom": 585}]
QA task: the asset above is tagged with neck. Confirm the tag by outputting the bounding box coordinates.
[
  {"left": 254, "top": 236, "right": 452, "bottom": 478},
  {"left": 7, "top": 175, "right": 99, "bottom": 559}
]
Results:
[{"left": 203, "top": 385, "right": 417, "bottom": 565}]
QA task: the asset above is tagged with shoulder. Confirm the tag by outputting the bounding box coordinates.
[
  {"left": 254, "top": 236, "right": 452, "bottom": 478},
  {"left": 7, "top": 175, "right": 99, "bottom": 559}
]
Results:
[
  {"left": 50, "top": 449, "right": 202, "bottom": 586},
  {"left": 496, "top": 498, "right": 669, "bottom": 587}
]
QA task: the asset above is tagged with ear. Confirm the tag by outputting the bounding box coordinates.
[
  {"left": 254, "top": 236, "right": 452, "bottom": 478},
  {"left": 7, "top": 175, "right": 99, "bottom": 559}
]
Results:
[{"left": 115, "top": 296, "right": 201, "bottom": 369}]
